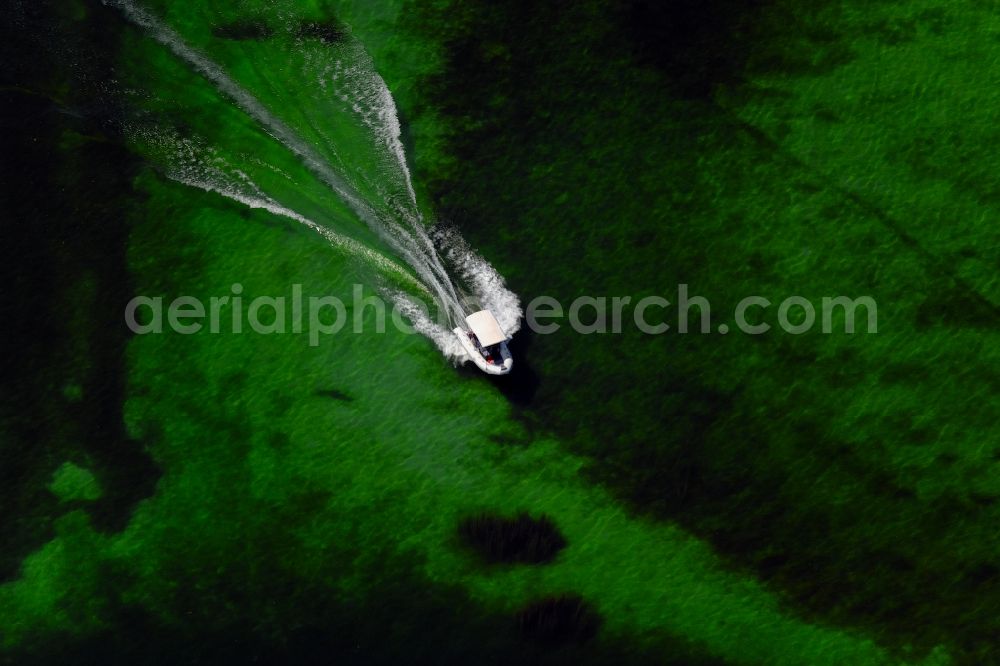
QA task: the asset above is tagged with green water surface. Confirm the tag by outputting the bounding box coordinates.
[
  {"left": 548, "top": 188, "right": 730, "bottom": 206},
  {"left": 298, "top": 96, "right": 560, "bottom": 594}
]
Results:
[{"left": 2, "top": 1, "right": 998, "bottom": 664}]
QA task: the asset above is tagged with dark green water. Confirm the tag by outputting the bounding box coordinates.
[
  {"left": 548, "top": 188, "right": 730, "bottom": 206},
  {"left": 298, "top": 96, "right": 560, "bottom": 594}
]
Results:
[{"left": 2, "top": 1, "right": 999, "bottom": 664}]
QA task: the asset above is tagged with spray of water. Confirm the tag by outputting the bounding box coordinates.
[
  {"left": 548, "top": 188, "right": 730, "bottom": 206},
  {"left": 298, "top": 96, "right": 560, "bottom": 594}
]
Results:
[
  {"left": 133, "top": 129, "right": 427, "bottom": 292},
  {"left": 106, "top": 0, "right": 522, "bottom": 363},
  {"left": 433, "top": 226, "right": 522, "bottom": 337}
]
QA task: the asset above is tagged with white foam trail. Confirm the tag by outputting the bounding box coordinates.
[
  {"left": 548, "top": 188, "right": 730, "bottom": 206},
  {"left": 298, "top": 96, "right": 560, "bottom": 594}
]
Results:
[
  {"left": 105, "top": 1, "right": 366, "bottom": 217},
  {"left": 312, "top": 47, "right": 463, "bottom": 314},
  {"left": 129, "top": 126, "right": 428, "bottom": 291},
  {"left": 389, "top": 291, "right": 469, "bottom": 362},
  {"left": 305, "top": 41, "right": 525, "bottom": 337},
  {"left": 434, "top": 226, "right": 523, "bottom": 335},
  {"left": 110, "top": 0, "right": 523, "bottom": 360},
  {"left": 316, "top": 47, "right": 417, "bottom": 206},
  {"left": 178, "top": 177, "right": 426, "bottom": 292},
  {"left": 105, "top": 0, "right": 462, "bottom": 322}
]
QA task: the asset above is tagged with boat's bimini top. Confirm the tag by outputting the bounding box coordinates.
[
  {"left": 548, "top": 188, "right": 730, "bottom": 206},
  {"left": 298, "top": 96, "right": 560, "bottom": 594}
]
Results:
[
  {"left": 454, "top": 309, "right": 513, "bottom": 375},
  {"left": 465, "top": 310, "right": 508, "bottom": 346}
]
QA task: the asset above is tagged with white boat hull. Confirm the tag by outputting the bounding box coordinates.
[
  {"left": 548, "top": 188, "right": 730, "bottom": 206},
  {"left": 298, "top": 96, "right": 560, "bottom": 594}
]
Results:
[{"left": 454, "top": 328, "right": 513, "bottom": 375}]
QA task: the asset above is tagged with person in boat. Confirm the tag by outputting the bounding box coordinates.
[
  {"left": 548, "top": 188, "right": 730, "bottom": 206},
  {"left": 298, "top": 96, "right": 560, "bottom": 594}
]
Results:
[
  {"left": 468, "top": 331, "right": 488, "bottom": 359},
  {"left": 455, "top": 309, "right": 511, "bottom": 374},
  {"left": 468, "top": 331, "right": 498, "bottom": 364}
]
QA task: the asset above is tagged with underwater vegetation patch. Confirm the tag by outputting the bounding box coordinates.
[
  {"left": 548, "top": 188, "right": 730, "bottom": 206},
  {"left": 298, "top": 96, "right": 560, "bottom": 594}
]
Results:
[
  {"left": 515, "top": 595, "right": 602, "bottom": 646},
  {"left": 294, "top": 20, "right": 345, "bottom": 45},
  {"left": 457, "top": 511, "right": 567, "bottom": 564},
  {"left": 211, "top": 20, "right": 274, "bottom": 41},
  {"left": 315, "top": 388, "right": 354, "bottom": 402}
]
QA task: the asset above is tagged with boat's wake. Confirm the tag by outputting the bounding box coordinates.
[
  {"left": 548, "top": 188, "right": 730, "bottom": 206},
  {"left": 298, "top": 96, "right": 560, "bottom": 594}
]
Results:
[{"left": 106, "top": 0, "right": 521, "bottom": 364}]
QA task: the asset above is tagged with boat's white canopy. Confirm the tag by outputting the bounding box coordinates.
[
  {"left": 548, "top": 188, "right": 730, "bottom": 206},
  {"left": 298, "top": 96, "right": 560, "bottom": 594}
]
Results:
[{"left": 465, "top": 310, "right": 508, "bottom": 346}]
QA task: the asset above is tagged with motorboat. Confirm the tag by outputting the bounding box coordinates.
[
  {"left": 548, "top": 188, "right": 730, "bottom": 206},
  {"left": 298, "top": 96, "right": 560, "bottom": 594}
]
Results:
[{"left": 454, "top": 309, "right": 513, "bottom": 375}]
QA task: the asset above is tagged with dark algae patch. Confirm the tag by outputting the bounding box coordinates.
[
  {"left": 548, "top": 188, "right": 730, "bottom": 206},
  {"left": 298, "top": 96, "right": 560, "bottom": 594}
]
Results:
[
  {"left": 315, "top": 388, "right": 354, "bottom": 402},
  {"left": 295, "top": 20, "right": 345, "bottom": 45},
  {"left": 458, "top": 512, "right": 567, "bottom": 564},
  {"left": 516, "top": 595, "right": 602, "bottom": 646},
  {"left": 212, "top": 20, "right": 275, "bottom": 41}
]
